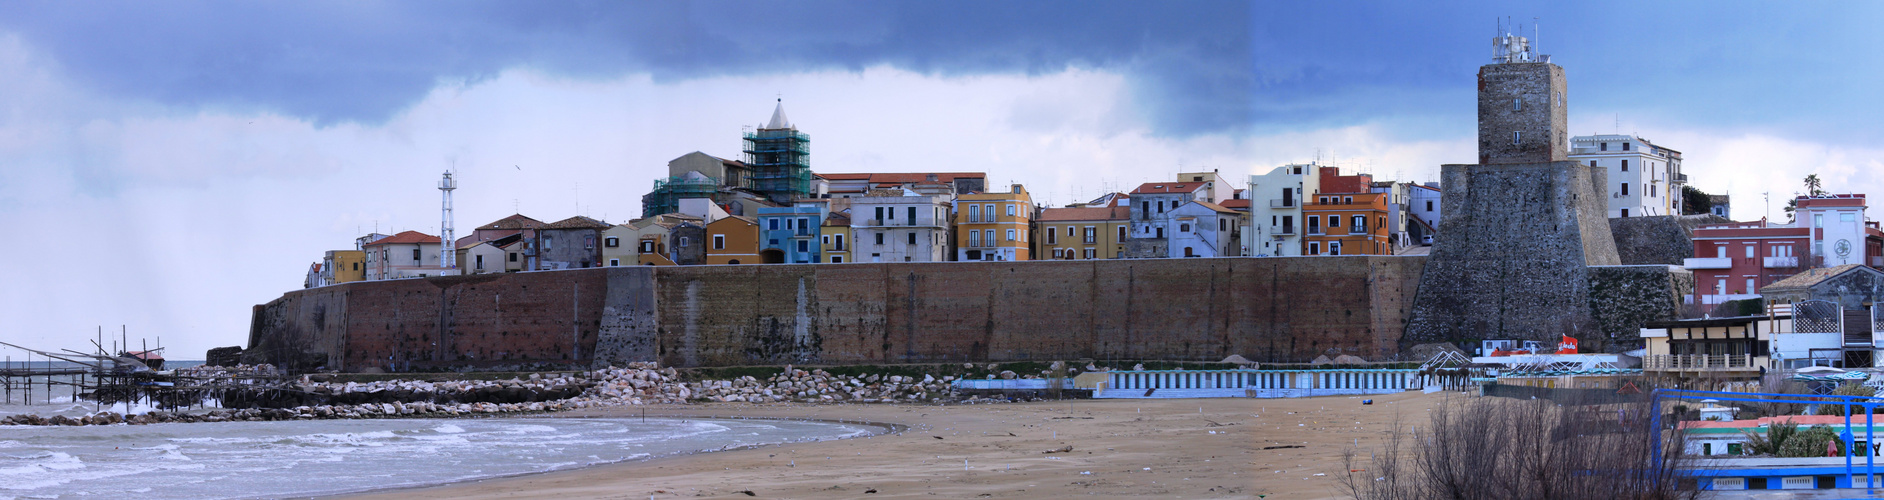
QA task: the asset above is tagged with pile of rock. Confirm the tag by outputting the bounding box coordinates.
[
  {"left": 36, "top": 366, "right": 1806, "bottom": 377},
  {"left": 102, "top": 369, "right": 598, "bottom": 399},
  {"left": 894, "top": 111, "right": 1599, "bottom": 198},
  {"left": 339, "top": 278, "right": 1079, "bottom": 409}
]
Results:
[
  {"left": 683, "top": 367, "right": 957, "bottom": 403},
  {"left": 299, "top": 372, "right": 590, "bottom": 405},
  {"left": 573, "top": 363, "right": 692, "bottom": 405}
]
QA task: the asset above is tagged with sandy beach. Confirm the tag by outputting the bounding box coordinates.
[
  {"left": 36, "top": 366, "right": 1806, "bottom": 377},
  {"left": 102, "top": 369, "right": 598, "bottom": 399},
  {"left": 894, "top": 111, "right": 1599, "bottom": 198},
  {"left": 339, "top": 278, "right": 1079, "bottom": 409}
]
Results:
[{"left": 344, "top": 390, "right": 1448, "bottom": 499}]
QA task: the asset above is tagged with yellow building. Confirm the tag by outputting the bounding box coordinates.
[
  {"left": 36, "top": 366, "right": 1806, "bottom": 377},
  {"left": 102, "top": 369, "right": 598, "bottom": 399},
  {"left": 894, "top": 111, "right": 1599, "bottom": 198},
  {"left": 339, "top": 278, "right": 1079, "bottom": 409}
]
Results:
[
  {"left": 821, "top": 212, "right": 853, "bottom": 263},
  {"left": 705, "top": 215, "right": 761, "bottom": 265},
  {"left": 325, "top": 250, "right": 366, "bottom": 283},
  {"left": 1036, "top": 206, "right": 1131, "bottom": 260},
  {"left": 953, "top": 185, "right": 1033, "bottom": 261}
]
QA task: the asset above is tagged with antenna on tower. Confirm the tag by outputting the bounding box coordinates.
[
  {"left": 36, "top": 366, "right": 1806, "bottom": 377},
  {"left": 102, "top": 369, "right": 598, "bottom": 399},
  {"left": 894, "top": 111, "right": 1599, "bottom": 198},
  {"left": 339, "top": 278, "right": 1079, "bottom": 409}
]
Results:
[{"left": 438, "top": 170, "right": 458, "bottom": 274}]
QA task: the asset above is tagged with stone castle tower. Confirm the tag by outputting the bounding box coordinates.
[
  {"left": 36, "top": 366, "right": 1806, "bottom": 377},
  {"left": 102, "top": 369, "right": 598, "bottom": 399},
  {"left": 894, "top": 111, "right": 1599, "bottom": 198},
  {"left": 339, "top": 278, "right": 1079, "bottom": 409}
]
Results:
[{"left": 1404, "top": 32, "right": 1621, "bottom": 346}]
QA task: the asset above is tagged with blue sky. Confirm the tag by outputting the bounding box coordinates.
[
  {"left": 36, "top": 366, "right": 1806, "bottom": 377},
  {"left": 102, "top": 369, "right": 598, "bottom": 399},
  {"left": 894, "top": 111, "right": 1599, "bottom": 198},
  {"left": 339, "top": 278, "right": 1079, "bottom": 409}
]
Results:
[{"left": 0, "top": 1, "right": 1880, "bottom": 357}]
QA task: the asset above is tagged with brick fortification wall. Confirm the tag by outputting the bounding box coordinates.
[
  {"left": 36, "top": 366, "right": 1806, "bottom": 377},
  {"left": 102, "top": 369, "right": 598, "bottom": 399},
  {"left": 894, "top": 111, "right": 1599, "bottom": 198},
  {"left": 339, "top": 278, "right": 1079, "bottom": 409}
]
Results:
[
  {"left": 1405, "top": 161, "right": 1621, "bottom": 346},
  {"left": 248, "top": 256, "right": 1426, "bottom": 372}
]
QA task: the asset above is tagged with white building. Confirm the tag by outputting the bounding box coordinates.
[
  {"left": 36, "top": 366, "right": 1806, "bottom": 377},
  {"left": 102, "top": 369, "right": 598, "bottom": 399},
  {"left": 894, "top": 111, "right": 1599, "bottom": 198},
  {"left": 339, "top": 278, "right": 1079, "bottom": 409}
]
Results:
[
  {"left": 849, "top": 191, "right": 953, "bottom": 263},
  {"left": 1244, "top": 163, "right": 1321, "bottom": 257},
  {"left": 1165, "top": 201, "right": 1239, "bottom": 258},
  {"left": 1408, "top": 182, "right": 1442, "bottom": 245},
  {"left": 362, "top": 230, "right": 448, "bottom": 280},
  {"left": 1569, "top": 134, "right": 1685, "bottom": 218}
]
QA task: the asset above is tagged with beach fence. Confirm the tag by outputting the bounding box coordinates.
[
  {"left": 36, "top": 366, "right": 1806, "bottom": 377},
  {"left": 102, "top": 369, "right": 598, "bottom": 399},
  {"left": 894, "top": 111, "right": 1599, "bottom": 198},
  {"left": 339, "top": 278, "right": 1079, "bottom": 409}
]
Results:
[{"left": 1086, "top": 368, "right": 1419, "bottom": 399}]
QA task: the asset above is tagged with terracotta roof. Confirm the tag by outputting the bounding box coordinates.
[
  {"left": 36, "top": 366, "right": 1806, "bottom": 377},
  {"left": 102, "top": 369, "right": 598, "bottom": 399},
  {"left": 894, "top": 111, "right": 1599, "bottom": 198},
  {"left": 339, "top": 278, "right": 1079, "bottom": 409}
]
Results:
[
  {"left": 1191, "top": 201, "right": 1238, "bottom": 214},
  {"left": 475, "top": 214, "right": 545, "bottom": 230},
  {"left": 363, "top": 230, "right": 440, "bottom": 247},
  {"left": 1763, "top": 264, "right": 1883, "bottom": 291},
  {"left": 1038, "top": 206, "right": 1130, "bottom": 222},
  {"left": 823, "top": 213, "right": 851, "bottom": 226},
  {"left": 460, "top": 233, "right": 524, "bottom": 250},
  {"left": 1130, "top": 181, "right": 1208, "bottom": 195},
  {"left": 1217, "top": 199, "right": 1251, "bottom": 209},
  {"left": 541, "top": 215, "right": 610, "bottom": 230},
  {"left": 819, "top": 172, "right": 986, "bottom": 183}
]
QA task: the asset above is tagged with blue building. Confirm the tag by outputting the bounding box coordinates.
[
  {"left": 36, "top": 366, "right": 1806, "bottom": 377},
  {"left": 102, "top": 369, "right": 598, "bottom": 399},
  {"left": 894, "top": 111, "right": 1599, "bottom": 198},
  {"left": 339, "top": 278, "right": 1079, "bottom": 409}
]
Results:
[{"left": 756, "top": 205, "right": 825, "bottom": 264}]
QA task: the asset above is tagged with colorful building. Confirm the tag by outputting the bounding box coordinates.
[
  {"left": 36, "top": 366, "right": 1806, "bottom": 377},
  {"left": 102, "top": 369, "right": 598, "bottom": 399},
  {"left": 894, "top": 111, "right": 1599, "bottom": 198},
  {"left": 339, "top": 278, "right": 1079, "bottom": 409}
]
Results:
[
  {"left": 821, "top": 212, "right": 853, "bottom": 263},
  {"left": 756, "top": 205, "right": 825, "bottom": 264},
  {"left": 953, "top": 184, "right": 1034, "bottom": 261},
  {"left": 1037, "top": 206, "right": 1130, "bottom": 260},
  {"left": 705, "top": 215, "right": 761, "bottom": 265},
  {"left": 1302, "top": 192, "right": 1391, "bottom": 256},
  {"left": 1684, "top": 194, "right": 1884, "bottom": 306},
  {"left": 1124, "top": 180, "right": 1212, "bottom": 258},
  {"left": 1245, "top": 164, "right": 1321, "bottom": 257}
]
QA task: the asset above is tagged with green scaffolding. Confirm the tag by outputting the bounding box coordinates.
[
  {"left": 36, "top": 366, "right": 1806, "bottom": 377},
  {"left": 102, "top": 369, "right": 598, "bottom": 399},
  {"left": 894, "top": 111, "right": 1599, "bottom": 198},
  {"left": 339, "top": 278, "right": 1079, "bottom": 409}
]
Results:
[
  {"left": 743, "top": 128, "right": 812, "bottom": 202},
  {"left": 641, "top": 175, "right": 720, "bottom": 218}
]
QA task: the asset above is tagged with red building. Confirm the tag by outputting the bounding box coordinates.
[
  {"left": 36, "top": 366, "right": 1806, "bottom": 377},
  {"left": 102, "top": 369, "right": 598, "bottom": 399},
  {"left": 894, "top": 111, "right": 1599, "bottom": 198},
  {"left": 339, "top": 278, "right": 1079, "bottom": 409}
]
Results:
[{"left": 1685, "top": 194, "right": 1884, "bottom": 306}]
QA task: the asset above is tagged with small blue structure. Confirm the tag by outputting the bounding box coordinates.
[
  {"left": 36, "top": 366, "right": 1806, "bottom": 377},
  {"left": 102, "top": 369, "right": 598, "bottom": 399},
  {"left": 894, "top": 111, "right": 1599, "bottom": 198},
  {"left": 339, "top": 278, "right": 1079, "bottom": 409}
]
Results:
[{"left": 756, "top": 205, "right": 825, "bottom": 264}]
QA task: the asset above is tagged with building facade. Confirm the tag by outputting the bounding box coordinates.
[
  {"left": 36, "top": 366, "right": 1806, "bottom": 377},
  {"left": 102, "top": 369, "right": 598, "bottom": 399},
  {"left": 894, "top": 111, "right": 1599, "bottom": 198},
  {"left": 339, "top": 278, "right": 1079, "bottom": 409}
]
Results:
[
  {"left": 1408, "top": 182, "right": 1443, "bottom": 245},
  {"left": 1684, "top": 194, "right": 1884, "bottom": 305},
  {"left": 820, "top": 213, "right": 852, "bottom": 263},
  {"left": 850, "top": 193, "right": 953, "bottom": 263},
  {"left": 757, "top": 206, "right": 824, "bottom": 264},
  {"left": 1037, "top": 206, "right": 1130, "bottom": 260},
  {"left": 705, "top": 215, "right": 761, "bottom": 265},
  {"left": 1303, "top": 192, "right": 1392, "bottom": 255},
  {"left": 535, "top": 216, "right": 610, "bottom": 270},
  {"left": 953, "top": 185, "right": 1034, "bottom": 262},
  {"left": 1569, "top": 134, "right": 1685, "bottom": 218},
  {"left": 362, "top": 230, "right": 445, "bottom": 280},
  {"left": 1164, "top": 201, "right": 1239, "bottom": 258},
  {"left": 1245, "top": 164, "right": 1321, "bottom": 257},
  {"left": 1124, "top": 181, "right": 1210, "bottom": 258}
]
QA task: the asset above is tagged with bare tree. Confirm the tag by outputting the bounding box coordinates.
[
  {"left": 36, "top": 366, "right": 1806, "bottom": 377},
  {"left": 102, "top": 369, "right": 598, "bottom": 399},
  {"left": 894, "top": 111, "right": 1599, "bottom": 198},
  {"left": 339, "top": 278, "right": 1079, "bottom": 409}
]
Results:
[{"left": 1339, "top": 395, "right": 1703, "bottom": 500}]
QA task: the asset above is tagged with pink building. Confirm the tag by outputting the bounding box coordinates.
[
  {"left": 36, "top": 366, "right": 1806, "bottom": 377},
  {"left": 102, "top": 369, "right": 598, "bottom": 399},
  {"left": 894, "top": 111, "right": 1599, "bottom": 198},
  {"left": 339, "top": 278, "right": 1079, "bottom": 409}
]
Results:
[{"left": 1686, "top": 194, "right": 1884, "bottom": 305}]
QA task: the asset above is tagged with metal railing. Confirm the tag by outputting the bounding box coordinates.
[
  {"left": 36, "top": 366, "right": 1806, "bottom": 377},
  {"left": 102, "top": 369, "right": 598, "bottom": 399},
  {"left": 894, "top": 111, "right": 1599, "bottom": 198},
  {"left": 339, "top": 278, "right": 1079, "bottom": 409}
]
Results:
[
  {"left": 1269, "top": 199, "right": 1295, "bottom": 208},
  {"left": 1642, "top": 354, "right": 1757, "bottom": 371}
]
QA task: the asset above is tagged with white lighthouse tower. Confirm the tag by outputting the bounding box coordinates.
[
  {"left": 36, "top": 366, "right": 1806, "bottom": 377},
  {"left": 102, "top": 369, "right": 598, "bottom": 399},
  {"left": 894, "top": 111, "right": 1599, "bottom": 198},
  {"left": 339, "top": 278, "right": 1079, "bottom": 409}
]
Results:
[{"left": 438, "top": 170, "right": 458, "bottom": 275}]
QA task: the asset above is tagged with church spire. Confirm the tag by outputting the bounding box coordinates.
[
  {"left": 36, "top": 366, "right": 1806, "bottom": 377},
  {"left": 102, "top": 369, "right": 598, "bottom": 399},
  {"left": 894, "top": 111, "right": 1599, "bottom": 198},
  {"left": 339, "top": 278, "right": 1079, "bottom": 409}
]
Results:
[{"left": 765, "top": 98, "right": 792, "bottom": 130}]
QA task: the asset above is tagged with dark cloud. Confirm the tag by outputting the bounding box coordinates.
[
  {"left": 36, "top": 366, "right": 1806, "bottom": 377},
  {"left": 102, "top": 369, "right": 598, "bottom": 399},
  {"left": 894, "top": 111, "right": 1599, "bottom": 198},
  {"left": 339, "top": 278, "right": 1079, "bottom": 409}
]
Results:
[{"left": 2, "top": 1, "right": 1881, "bottom": 140}]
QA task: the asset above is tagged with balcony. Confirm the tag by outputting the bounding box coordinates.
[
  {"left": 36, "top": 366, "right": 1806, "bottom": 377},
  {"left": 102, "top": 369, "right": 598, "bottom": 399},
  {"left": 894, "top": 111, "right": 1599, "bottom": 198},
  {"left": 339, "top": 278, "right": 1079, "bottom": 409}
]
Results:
[
  {"left": 1269, "top": 199, "right": 1296, "bottom": 208},
  {"left": 1642, "top": 354, "right": 1758, "bottom": 372},
  {"left": 1682, "top": 257, "right": 1732, "bottom": 269},
  {"left": 1764, "top": 256, "right": 1799, "bottom": 268},
  {"left": 1273, "top": 226, "right": 1295, "bottom": 236}
]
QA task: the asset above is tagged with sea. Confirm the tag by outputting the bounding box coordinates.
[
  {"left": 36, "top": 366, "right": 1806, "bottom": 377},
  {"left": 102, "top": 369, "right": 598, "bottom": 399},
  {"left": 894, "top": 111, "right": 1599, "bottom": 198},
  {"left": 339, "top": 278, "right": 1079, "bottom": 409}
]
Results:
[{"left": 0, "top": 361, "right": 875, "bottom": 499}]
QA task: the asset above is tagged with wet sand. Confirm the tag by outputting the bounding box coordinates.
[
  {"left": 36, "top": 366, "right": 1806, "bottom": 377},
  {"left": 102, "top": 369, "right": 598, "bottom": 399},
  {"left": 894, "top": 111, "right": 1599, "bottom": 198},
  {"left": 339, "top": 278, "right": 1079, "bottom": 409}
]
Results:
[{"left": 343, "top": 391, "right": 1448, "bottom": 499}]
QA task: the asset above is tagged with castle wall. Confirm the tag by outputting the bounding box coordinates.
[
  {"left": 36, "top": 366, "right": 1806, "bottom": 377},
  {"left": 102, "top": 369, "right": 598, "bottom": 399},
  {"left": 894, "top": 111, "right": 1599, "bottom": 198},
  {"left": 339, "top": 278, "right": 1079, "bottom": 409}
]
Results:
[{"left": 248, "top": 256, "right": 1428, "bottom": 371}]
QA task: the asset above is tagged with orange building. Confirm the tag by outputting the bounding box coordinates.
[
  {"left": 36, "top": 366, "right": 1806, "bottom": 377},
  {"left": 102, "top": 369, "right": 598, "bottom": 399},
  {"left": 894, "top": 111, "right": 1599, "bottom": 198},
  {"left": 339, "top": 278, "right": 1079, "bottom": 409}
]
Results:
[
  {"left": 1302, "top": 192, "right": 1391, "bottom": 256},
  {"left": 705, "top": 216, "right": 761, "bottom": 265}
]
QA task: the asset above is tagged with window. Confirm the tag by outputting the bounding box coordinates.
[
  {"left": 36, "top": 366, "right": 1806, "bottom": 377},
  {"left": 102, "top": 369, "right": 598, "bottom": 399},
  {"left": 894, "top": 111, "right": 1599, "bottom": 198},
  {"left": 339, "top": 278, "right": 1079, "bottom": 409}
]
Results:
[
  {"left": 1282, "top": 216, "right": 1293, "bottom": 233},
  {"left": 608, "top": 258, "right": 619, "bottom": 266},
  {"left": 1590, "top": 160, "right": 1597, "bottom": 166},
  {"left": 605, "top": 237, "right": 619, "bottom": 248},
  {"left": 798, "top": 218, "right": 810, "bottom": 234},
  {"left": 908, "top": 207, "right": 917, "bottom": 222},
  {"left": 1330, "top": 242, "right": 1341, "bottom": 256},
  {"left": 1513, "top": 98, "right": 1521, "bottom": 111},
  {"left": 713, "top": 235, "right": 725, "bottom": 250},
  {"left": 1083, "top": 248, "right": 1095, "bottom": 259},
  {"left": 907, "top": 232, "right": 916, "bottom": 244},
  {"left": 1353, "top": 215, "right": 1365, "bottom": 231},
  {"left": 969, "top": 204, "right": 980, "bottom": 222},
  {"left": 1425, "top": 200, "right": 1433, "bottom": 211},
  {"left": 679, "top": 237, "right": 689, "bottom": 247},
  {"left": 1513, "top": 131, "right": 1521, "bottom": 144},
  {"left": 1308, "top": 216, "right": 1320, "bottom": 234},
  {"left": 1620, "top": 183, "right": 1629, "bottom": 196},
  {"left": 1309, "top": 242, "right": 1320, "bottom": 255},
  {"left": 543, "top": 235, "right": 552, "bottom": 250},
  {"left": 970, "top": 230, "right": 981, "bottom": 247},
  {"left": 1746, "top": 278, "right": 1757, "bottom": 295},
  {"left": 1047, "top": 229, "right": 1057, "bottom": 245},
  {"left": 875, "top": 207, "right": 885, "bottom": 221},
  {"left": 1650, "top": 185, "right": 1657, "bottom": 197},
  {"left": 830, "top": 256, "right": 843, "bottom": 263},
  {"left": 1005, "top": 229, "right": 1016, "bottom": 241},
  {"left": 1843, "top": 213, "right": 1858, "bottom": 222},
  {"left": 834, "top": 234, "right": 845, "bottom": 250},
  {"left": 353, "top": 262, "right": 360, "bottom": 270},
  {"left": 1053, "top": 248, "right": 1063, "bottom": 259},
  {"left": 1329, "top": 215, "right": 1340, "bottom": 228},
  {"left": 1180, "top": 223, "right": 1191, "bottom": 233},
  {"left": 797, "top": 240, "right": 809, "bottom": 253},
  {"left": 1141, "top": 201, "right": 1150, "bottom": 216},
  {"left": 412, "top": 248, "right": 421, "bottom": 262},
  {"left": 1621, "top": 160, "right": 1629, "bottom": 172},
  {"left": 1716, "top": 246, "right": 1727, "bottom": 258},
  {"left": 1117, "top": 225, "right": 1126, "bottom": 242},
  {"left": 875, "top": 233, "right": 885, "bottom": 245},
  {"left": 475, "top": 254, "right": 484, "bottom": 270},
  {"left": 1622, "top": 142, "right": 1631, "bottom": 151},
  {"left": 822, "top": 235, "right": 830, "bottom": 244},
  {"left": 1621, "top": 208, "right": 1629, "bottom": 217},
  {"left": 1155, "top": 227, "right": 1164, "bottom": 238},
  {"left": 1600, "top": 142, "right": 1608, "bottom": 151},
  {"left": 585, "top": 234, "right": 595, "bottom": 250},
  {"left": 769, "top": 219, "right": 780, "bottom": 230},
  {"left": 639, "top": 241, "right": 653, "bottom": 253},
  {"left": 1219, "top": 219, "right": 1227, "bottom": 231},
  {"left": 1157, "top": 201, "right": 1165, "bottom": 213}
]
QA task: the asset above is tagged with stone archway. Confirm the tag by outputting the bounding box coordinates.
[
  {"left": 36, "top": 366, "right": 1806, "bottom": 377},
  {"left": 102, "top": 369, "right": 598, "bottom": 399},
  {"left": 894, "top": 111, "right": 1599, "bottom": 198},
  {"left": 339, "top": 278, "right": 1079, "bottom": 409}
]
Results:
[{"left": 760, "top": 249, "right": 785, "bottom": 264}]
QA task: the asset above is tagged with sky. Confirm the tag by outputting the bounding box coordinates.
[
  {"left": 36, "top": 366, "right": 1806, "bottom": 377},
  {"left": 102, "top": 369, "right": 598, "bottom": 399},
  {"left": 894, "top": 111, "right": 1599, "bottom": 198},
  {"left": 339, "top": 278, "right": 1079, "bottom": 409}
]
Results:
[{"left": 2, "top": 1, "right": 1882, "bottom": 359}]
